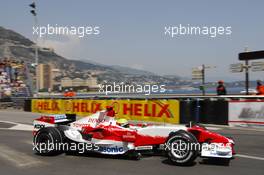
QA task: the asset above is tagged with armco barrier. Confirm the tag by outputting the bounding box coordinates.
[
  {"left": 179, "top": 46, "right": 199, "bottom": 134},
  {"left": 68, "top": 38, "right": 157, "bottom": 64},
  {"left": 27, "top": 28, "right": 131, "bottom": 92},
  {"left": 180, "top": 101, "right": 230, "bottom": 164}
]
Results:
[
  {"left": 228, "top": 100, "right": 264, "bottom": 127},
  {"left": 179, "top": 100, "right": 197, "bottom": 123},
  {"left": 24, "top": 99, "right": 31, "bottom": 112},
  {"left": 179, "top": 100, "right": 228, "bottom": 125},
  {"left": 199, "top": 100, "right": 228, "bottom": 125},
  {"left": 29, "top": 99, "right": 180, "bottom": 124},
  {"left": 23, "top": 96, "right": 264, "bottom": 126}
]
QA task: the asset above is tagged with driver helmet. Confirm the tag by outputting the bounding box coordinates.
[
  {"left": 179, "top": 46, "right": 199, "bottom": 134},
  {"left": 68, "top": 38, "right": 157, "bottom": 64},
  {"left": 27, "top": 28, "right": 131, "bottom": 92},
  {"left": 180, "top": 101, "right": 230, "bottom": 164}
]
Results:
[{"left": 116, "top": 118, "right": 129, "bottom": 127}]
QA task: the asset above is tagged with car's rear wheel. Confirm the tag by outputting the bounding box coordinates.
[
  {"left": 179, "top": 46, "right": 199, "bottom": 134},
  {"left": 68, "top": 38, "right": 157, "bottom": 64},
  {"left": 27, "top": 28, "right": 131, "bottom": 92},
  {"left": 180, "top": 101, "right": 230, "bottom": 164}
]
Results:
[
  {"left": 165, "top": 130, "right": 199, "bottom": 165},
  {"left": 33, "top": 127, "right": 63, "bottom": 156}
]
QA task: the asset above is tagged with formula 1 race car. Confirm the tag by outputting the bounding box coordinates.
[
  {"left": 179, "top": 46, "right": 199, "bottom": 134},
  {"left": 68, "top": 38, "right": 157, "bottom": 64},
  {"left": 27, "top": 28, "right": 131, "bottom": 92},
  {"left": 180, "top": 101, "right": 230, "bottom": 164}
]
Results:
[{"left": 33, "top": 107, "right": 235, "bottom": 165}]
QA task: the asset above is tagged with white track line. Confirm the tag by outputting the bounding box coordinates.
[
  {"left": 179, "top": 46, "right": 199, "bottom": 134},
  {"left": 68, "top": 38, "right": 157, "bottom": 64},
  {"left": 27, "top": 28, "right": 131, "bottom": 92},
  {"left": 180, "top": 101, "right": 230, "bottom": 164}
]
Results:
[
  {"left": 0, "top": 120, "right": 33, "bottom": 131},
  {"left": 9, "top": 124, "right": 33, "bottom": 131},
  {"left": 236, "top": 154, "right": 264, "bottom": 161},
  {"left": 0, "top": 120, "right": 21, "bottom": 125},
  {"left": 0, "top": 145, "right": 45, "bottom": 168}
]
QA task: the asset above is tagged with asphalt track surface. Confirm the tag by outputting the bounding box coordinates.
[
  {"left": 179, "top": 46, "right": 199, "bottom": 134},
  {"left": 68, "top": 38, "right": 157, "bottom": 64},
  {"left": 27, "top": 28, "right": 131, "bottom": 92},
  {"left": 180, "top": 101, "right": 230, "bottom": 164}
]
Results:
[{"left": 0, "top": 110, "right": 263, "bottom": 175}]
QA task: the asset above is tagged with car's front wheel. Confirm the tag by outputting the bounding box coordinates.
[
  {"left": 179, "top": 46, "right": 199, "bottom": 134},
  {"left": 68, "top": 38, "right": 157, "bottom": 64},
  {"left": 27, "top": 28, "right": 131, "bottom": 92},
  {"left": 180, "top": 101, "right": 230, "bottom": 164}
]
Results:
[{"left": 165, "top": 130, "right": 199, "bottom": 165}]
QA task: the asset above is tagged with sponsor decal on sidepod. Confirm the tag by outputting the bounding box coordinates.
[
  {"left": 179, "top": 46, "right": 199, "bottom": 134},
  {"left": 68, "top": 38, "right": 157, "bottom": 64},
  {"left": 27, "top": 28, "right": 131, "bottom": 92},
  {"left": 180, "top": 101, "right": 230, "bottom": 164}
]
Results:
[{"left": 98, "top": 146, "right": 124, "bottom": 153}]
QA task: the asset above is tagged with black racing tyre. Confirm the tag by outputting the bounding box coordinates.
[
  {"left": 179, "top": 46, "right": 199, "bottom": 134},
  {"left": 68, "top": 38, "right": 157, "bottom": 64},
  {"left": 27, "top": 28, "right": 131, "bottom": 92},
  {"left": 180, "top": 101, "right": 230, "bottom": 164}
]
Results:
[
  {"left": 165, "top": 130, "right": 199, "bottom": 165},
  {"left": 56, "top": 125, "right": 71, "bottom": 142},
  {"left": 33, "top": 127, "right": 64, "bottom": 156}
]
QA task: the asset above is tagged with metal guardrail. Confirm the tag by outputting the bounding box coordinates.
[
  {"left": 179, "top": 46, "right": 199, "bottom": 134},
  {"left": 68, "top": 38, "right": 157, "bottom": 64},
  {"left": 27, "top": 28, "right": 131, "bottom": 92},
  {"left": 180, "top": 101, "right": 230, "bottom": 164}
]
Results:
[
  {"left": 0, "top": 97, "right": 29, "bottom": 109},
  {"left": 1, "top": 93, "right": 264, "bottom": 111},
  {"left": 0, "top": 102, "right": 14, "bottom": 109},
  {"left": 31, "top": 93, "right": 264, "bottom": 100}
]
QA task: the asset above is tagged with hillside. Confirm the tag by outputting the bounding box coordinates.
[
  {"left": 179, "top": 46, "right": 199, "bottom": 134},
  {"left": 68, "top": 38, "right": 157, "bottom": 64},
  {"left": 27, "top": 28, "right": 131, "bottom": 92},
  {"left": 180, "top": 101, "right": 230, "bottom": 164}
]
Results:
[{"left": 0, "top": 26, "right": 180, "bottom": 84}]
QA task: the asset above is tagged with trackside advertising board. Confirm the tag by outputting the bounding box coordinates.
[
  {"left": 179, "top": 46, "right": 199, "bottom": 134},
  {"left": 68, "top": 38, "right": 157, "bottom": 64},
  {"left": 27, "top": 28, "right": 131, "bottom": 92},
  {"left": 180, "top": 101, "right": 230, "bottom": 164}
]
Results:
[
  {"left": 31, "top": 99, "right": 180, "bottom": 124},
  {"left": 229, "top": 100, "right": 264, "bottom": 128}
]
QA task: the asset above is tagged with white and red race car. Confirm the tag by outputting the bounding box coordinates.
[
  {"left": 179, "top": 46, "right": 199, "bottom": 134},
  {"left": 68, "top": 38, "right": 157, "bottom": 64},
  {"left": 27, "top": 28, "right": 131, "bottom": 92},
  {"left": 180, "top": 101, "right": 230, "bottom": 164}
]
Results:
[{"left": 33, "top": 107, "right": 235, "bottom": 165}]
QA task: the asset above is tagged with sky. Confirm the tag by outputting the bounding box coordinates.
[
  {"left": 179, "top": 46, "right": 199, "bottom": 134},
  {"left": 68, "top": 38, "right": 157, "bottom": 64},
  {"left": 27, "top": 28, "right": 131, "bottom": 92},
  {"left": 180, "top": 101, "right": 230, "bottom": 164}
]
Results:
[{"left": 0, "top": 0, "right": 264, "bottom": 81}]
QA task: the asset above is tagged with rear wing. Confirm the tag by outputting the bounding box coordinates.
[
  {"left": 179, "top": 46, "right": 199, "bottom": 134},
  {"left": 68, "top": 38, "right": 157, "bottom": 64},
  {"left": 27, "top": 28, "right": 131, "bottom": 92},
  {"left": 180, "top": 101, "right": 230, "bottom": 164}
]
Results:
[{"left": 33, "top": 114, "right": 76, "bottom": 135}]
